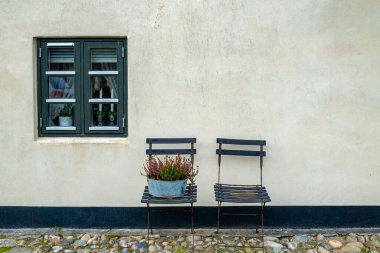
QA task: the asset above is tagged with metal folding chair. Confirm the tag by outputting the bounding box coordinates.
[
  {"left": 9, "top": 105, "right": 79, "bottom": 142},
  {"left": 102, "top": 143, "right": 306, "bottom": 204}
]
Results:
[
  {"left": 214, "top": 138, "right": 271, "bottom": 251},
  {"left": 140, "top": 138, "right": 197, "bottom": 242}
]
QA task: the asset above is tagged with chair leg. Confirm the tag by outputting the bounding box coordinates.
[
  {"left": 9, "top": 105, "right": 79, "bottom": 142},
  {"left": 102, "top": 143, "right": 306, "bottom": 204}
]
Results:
[
  {"left": 263, "top": 202, "right": 266, "bottom": 252},
  {"left": 216, "top": 202, "right": 221, "bottom": 253},
  {"left": 256, "top": 202, "right": 266, "bottom": 233},
  {"left": 185, "top": 202, "right": 194, "bottom": 253},
  {"left": 191, "top": 202, "right": 194, "bottom": 234},
  {"left": 147, "top": 203, "right": 152, "bottom": 242},
  {"left": 217, "top": 201, "right": 221, "bottom": 233},
  {"left": 258, "top": 202, "right": 266, "bottom": 252}
]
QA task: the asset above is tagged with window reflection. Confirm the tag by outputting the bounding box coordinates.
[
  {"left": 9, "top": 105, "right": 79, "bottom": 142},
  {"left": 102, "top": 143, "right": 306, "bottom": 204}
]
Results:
[
  {"left": 92, "top": 76, "right": 117, "bottom": 99},
  {"left": 48, "top": 76, "right": 74, "bottom": 98}
]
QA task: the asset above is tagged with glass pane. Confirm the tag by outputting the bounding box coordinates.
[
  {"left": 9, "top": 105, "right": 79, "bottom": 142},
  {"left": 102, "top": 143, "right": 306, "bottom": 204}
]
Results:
[
  {"left": 48, "top": 104, "right": 75, "bottom": 126},
  {"left": 92, "top": 104, "right": 118, "bottom": 126},
  {"left": 48, "top": 76, "right": 75, "bottom": 98},
  {"left": 48, "top": 47, "right": 74, "bottom": 70},
  {"left": 91, "top": 76, "right": 118, "bottom": 99},
  {"left": 91, "top": 48, "right": 117, "bottom": 70}
]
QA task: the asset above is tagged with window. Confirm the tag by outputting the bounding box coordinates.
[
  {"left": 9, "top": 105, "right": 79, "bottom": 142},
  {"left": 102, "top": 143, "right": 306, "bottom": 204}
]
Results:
[{"left": 37, "top": 39, "right": 127, "bottom": 137}]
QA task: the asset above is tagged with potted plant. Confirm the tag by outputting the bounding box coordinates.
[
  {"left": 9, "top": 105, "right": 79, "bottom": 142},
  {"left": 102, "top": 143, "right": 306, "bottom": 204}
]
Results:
[
  {"left": 59, "top": 105, "right": 73, "bottom": 127},
  {"left": 97, "top": 111, "right": 106, "bottom": 126},
  {"left": 108, "top": 111, "right": 117, "bottom": 125},
  {"left": 141, "top": 154, "right": 198, "bottom": 197}
]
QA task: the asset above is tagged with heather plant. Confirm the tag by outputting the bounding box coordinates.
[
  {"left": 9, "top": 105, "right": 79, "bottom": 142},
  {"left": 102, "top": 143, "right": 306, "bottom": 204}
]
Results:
[
  {"left": 161, "top": 166, "right": 185, "bottom": 181},
  {"left": 141, "top": 154, "right": 198, "bottom": 183}
]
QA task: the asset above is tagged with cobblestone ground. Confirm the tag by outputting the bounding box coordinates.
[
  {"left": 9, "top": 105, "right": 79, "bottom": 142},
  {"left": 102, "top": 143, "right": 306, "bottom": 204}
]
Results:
[{"left": 0, "top": 231, "right": 379, "bottom": 253}]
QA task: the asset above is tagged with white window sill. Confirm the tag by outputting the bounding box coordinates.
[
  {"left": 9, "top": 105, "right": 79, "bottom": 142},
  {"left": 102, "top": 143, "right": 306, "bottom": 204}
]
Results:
[{"left": 35, "top": 137, "right": 128, "bottom": 144}]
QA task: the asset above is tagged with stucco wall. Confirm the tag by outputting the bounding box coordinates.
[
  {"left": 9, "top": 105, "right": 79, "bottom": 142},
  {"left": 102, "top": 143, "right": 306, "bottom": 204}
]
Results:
[{"left": 0, "top": 0, "right": 379, "bottom": 206}]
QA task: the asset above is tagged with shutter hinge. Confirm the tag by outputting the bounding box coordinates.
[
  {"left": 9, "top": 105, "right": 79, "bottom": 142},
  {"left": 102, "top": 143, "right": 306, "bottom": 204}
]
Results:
[
  {"left": 39, "top": 48, "right": 42, "bottom": 58},
  {"left": 39, "top": 118, "right": 43, "bottom": 128},
  {"left": 122, "top": 47, "right": 125, "bottom": 58},
  {"left": 122, "top": 116, "right": 125, "bottom": 128}
]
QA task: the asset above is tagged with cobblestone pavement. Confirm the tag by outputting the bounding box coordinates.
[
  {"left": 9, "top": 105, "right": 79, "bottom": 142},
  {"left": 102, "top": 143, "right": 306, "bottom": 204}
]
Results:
[{"left": 0, "top": 230, "right": 379, "bottom": 253}]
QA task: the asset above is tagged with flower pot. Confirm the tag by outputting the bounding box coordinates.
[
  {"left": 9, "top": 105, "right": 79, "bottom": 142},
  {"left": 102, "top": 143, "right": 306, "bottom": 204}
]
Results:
[
  {"left": 97, "top": 115, "right": 104, "bottom": 126},
  {"left": 109, "top": 115, "right": 115, "bottom": 126},
  {"left": 59, "top": 116, "right": 73, "bottom": 127},
  {"left": 147, "top": 179, "right": 187, "bottom": 197}
]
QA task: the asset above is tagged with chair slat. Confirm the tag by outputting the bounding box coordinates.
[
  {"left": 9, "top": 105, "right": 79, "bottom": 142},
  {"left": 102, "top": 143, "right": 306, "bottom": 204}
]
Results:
[
  {"left": 215, "top": 189, "right": 268, "bottom": 194},
  {"left": 146, "top": 138, "right": 196, "bottom": 144},
  {"left": 215, "top": 190, "right": 268, "bottom": 195},
  {"left": 216, "top": 149, "right": 265, "bottom": 157},
  {"left": 214, "top": 184, "right": 266, "bottom": 189},
  {"left": 146, "top": 149, "right": 196, "bottom": 155},
  {"left": 214, "top": 184, "right": 271, "bottom": 203},
  {"left": 214, "top": 184, "right": 267, "bottom": 190},
  {"left": 217, "top": 138, "right": 266, "bottom": 146},
  {"left": 214, "top": 192, "right": 269, "bottom": 197},
  {"left": 215, "top": 197, "right": 271, "bottom": 203}
]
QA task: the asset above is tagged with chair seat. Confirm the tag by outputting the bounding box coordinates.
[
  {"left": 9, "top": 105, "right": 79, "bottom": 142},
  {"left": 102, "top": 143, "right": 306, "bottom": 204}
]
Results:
[
  {"left": 214, "top": 183, "right": 271, "bottom": 203},
  {"left": 141, "top": 184, "right": 197, "bottom": 204}
]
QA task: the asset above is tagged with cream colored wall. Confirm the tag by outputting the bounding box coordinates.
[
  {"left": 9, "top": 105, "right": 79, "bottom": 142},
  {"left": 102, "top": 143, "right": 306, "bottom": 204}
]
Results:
[{"left": 0, "top": 0, "right": 379, "bottom": 206}]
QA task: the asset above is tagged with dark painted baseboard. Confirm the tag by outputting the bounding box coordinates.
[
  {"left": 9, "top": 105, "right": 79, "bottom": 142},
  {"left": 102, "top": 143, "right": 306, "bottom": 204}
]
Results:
[{"left": 0, "top": 206, "right": 379, "bottom": 228}]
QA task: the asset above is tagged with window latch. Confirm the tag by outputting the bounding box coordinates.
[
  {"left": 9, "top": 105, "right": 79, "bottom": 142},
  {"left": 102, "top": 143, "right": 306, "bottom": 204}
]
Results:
[
  {"left": 122, "top": 116, "right": 125, "bottom": 128},
  {"left": 122, "top": 47, "right": 125, "bottom": 58},
  {"left": 39, "top": 118, "right": 43, "bottom": 128},
  {"left": 39, "top": 48, "right": 42, "bottom": 58}
]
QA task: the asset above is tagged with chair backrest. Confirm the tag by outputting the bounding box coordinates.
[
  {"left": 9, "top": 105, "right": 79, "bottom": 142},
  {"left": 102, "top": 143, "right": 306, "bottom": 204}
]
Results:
[
  {"left": 216, "top": 138, "right": 266, "bottom": 185},
  {"left": 146, "top": 138, "right": 196, "bottom": 164}
]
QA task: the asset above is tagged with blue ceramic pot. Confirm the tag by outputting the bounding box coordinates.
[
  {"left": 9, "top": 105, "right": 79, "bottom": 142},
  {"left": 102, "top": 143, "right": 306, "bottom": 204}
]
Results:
[{"left": 147, "top": 179, "right": 187, "bottom": 197}]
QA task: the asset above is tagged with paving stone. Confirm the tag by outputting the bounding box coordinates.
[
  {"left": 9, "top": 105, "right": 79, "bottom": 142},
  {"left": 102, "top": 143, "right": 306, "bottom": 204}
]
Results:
[
  {"left": 73, "top": 239, "right": 87, "bottom": 247},
  {"left": 370, "top": 240, "right": 380, "bottom": 247},
  {"left": 286, "top": 241, "right": 297, "bottom": 250},
  {"left": 62, "top": 236, "right": 74, "bottom": 244},
  {"left": 345, "top": 236, "right": 357, "bottom": 243},
  {"left": 317, "top": 246, "right": 331, "bottom": 253},
  {"left": 292, "top": 235, "right": 313, "bottom": 244},
  {"left": 0, "top": 231, "right": 380, "bottom": 253},
  {"left": 317, "top": 234, "right": 325, "bottom": 241},
  {"left": 328, "top": 239, "right": 343, "bottom": 248},
  {"left": 187, "top": 235, "right": 201, "bottom": 242},
  {"left": 130, "top": 244, "right": 139, "bottom": 250},
  {"left": 48, "top": 235, "right": 60, "bottom": 244},
  {"left": 340, "top": 244, "right": 361, "bottom": 253},
  {"left": 364, "top": 241, "right": 377, "bottom": 249},
  {"left": 345, "top": 242, "right": 364, "bottom": 248},
  {"left": 264, "top": 236, "right": 280, "bottom": 242},
  {"left": 0, "top": 239, "right": 18, "bottom": 247},
  {"left": 80, "top": 234, "right": 91, "bottom": 242},
  {"left": 148, "top": 244, "right": 156, "bottom": 252},
  {"left": 7, "top": 248, "right": 32, "bottom": 253},
  {"left": 264, "top": 240, "right": 283, "bottom": 249}
]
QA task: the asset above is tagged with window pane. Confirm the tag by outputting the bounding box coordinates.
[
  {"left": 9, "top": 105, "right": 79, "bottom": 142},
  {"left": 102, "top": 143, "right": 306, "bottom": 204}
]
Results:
[
  {"left": 91, "top": 76, "right": 118, "bottom": 99},
  {"left": 48, "top": 48, "right": 74, "bottom": 70},
  {"left": 48, "top": 76, "right": 75, "bottom": 98},
  {"left": 92, "top": 104, "right": 118, "bottom": 126},
  {"left": 48, "top": 104, "right": 75, "bottom": 126},
  {"left": 91, "top": 49, "right": 117, "bottom": 70}
]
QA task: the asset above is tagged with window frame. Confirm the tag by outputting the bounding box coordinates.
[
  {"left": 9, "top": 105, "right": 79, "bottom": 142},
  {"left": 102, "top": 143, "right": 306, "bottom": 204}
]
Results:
[{"left": 37, "top": 38, "right": 128, "bottom": 137}]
